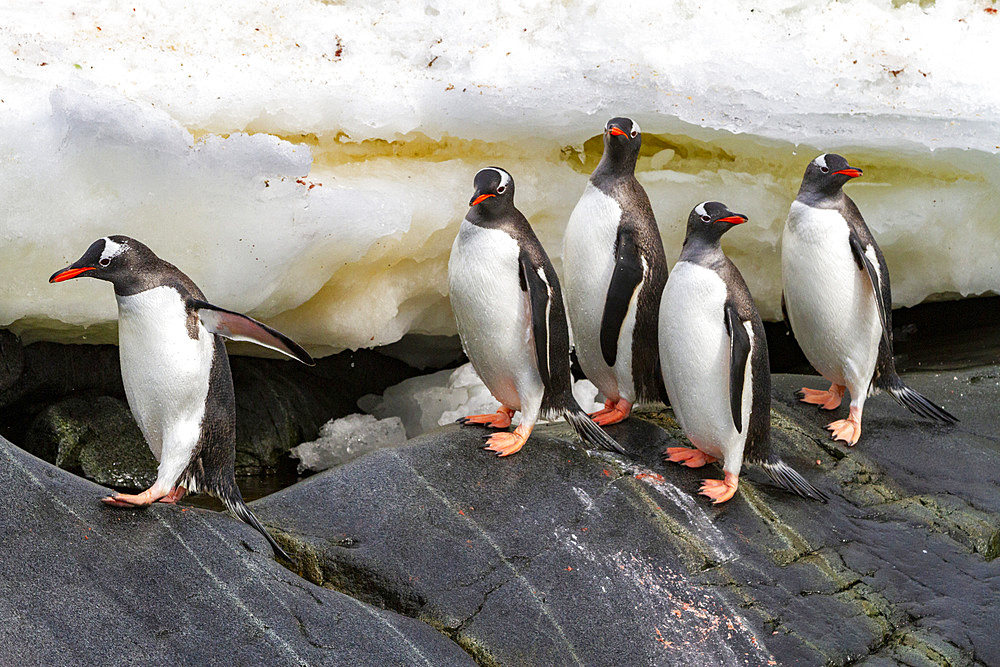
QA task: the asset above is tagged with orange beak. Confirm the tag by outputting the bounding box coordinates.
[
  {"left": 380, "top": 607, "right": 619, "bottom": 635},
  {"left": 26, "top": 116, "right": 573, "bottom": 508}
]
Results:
[
  {"left": 717, "top": 215, "right": 748, "bottom": 225},
  {"left": 471, "top": 193, "right": 495, "bottom": 207},
  {"left": 833, "top": 168, "right": 862, "bottom": 178},
  {"left": 608, "top": 127, "right": 627, "bottom": 137},
  {"left": 49, "top": 266, "right": 95, "bottom": 283}
]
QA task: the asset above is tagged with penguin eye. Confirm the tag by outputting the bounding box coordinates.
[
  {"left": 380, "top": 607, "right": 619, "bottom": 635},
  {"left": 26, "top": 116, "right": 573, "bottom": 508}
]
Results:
[
  {"left": 497, "top": 185, "right": 506, "bottom": 194},
  {"left": 99, "top": 257, "right": 111, "bottom": 267},
  {"left": 820, "top": 166, "right": 830, "bottom": 174},
  {"left": 630, "top": 129, "right": 638, "bottom": 138},
  {"left": 701, "top": 215, "right": 711, "bottom": 223}
]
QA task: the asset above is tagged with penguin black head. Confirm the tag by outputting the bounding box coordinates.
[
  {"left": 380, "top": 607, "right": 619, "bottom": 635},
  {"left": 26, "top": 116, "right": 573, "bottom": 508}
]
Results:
[
  {"left": 468, "top": 167, "right": 515, "bottom": 218},
  {"left": 798, "top": 153, "right": 863, "bottom": 199},
  {"left": 597, "top": 117, "right": 641, "bottom": 174},
  {"left": 684, "top": 201, "right": 748, "bottom": 246},
  {"left": 49, "top": 236, "right": 160, "bottom": 289}
]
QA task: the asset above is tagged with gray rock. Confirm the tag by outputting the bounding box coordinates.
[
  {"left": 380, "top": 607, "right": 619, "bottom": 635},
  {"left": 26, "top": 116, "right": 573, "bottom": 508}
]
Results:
[
  {"left": 0, "top": 435, "right": 474, "bottom": 666},
  {"left": 26, "top": 395, "right": 157, "bottom": 489},
  {"left": 254, "top": 366, "right": 998, "bottom": 666}
]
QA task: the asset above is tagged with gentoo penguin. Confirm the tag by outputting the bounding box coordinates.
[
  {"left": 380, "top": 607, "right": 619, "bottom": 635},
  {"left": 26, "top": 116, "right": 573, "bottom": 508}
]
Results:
[
  {"left": 562, "top": 117, "right": 668, "bottom": 425},
  {"left": 50, "top": 236, "right": 314, "bottom": 560},
  {"left": 448, "top": 167, "right": 626, "bottom": 457},
  {"left": 659, "top": 202, "right": 826, "bottom": 504},
  {"left": 781, "top": 154, "right": 957, "bottom": 445}
]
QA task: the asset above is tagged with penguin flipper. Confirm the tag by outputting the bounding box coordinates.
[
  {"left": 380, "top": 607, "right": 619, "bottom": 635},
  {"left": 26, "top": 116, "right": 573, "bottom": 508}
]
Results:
[
  {"left": 847, "top": 232, "right": 891, "bottom": 351},
  {"left": 519, "top": 250, "right": 553, "bottom": 387},
  {"left": 600, "top": 226, "right": 644, "bottom": 367},
  {"left": 724, "top": 303, "right": 750, "bottom": 434},
  {"left": 191, "top": 300, "right": 315, "bottom": 366}
]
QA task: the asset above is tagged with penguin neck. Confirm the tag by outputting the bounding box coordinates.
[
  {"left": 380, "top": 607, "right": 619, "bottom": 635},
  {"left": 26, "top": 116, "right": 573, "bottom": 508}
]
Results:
[
  {"left": 796, "top": 182, "right": 847, "bottom": 210},
  {"left": 679, "top": 234, "right": 727, "bottom": 268},
  {"left": 592, "top": 144, "right": 638, "bottom": 187},
  {"left": 466, "top": 200, "right": 516, "bottom": 230}
]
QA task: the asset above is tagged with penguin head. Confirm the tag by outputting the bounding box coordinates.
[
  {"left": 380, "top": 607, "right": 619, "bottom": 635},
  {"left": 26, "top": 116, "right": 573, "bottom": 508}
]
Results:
[
  {"left": 684, "top": 201, "right": 748, "bottom": 245},
  {"left": 799, "top": 153, "right": 863, "bottom": 197},
  {"left": 49, "top": 235, "right": 154, "bottom": 287},
  {"left": 468, "top": 167, "right": 515, "bottom": 217},
  {"left": 601, "top": 117, "right": 641, "bottom": 167}
]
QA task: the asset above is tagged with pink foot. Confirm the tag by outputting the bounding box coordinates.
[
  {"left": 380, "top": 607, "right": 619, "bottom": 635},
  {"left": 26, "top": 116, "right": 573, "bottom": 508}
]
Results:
[
  {"left": 484, "top": 423, "right": 532, "bottom": 457},
  {"left": 589, "top": 398, "right": 632, "bottom": 426},
  {"left": 827, "top": 406, "right": 862, "bottom": 446},
  {"left": 157, "top": 486, "right": 188, "bottom": 504},
  {"left": 699, "top": 472, "right": 739, "bottom": 504},
  {"left": 664, "top": 446, "right": 718, "bottom": 468},
  {"left": 459, "top": 406, "right": 514, "bottom": 429},
  {"left": 799, "top": 384, "right": 845, "bottom": 410},
  {"left": 101, "top": 487, "right": 165, "bottom": 508}
]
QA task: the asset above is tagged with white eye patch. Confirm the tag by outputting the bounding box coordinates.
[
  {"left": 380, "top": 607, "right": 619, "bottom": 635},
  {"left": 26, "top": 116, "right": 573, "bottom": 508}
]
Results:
[
  {"left": 100, "top": 237, "right": 128, "bottom": 262},
  {"left": 814, "top": 154, "right": 829, "bottom": 170},
  {"left": 694, "top": 202, "right": 710, "bottom": 218}
]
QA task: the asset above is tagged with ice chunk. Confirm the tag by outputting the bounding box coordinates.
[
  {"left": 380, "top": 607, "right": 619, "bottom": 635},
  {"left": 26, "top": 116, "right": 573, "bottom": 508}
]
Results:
[
  {"left": 290, "top": 413, "right": 407, "bottom": 473},
  {"left": 361, "top": 362, "right": 607, "bottom": 437}
]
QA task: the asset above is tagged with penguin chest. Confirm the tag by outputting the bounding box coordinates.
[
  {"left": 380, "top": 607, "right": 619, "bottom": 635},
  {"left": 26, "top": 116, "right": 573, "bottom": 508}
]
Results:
[
  {"left": 562, "top": 184, "right": 636, "bottom": 398},
  {"left": 659, "top": 262, "right": 750, "bottom": 460},
  {"left": 448, "top": 221, "right": 543, "bottom": 410},
  {"left": 781, "top": 202, "right": 881, "bottom": 388},
  {"left": 116, "top": 286, "right": 216, "bottom": 461}
]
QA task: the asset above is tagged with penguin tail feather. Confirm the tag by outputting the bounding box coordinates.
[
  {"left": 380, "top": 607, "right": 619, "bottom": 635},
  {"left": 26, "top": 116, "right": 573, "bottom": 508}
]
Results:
[
  {"left": 883, "top": 375, "right": 958, "bottom": 424},
  {"left": 220, "top": 490, "right": 293, "bottom": 563},
  {"left": 761, "top": 457, "right": 828, "bottom": 503},
  {"left": 564, "top": 397, "right": 627, "bottom": 456}
]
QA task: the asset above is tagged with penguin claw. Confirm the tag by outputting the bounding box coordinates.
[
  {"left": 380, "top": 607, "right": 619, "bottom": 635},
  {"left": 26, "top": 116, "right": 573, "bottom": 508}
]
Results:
[
  {"left": 664, "top": 446, "right": 717, "bottom": 468},
  {"left": 798, "top": 384, "right": 845, "bottom": 410},
  {"left": 157, "top": 486, "right": 187, "bottom": 504},
  {"left": 699, "top": 472, "right": 739, "bottom": 504}
]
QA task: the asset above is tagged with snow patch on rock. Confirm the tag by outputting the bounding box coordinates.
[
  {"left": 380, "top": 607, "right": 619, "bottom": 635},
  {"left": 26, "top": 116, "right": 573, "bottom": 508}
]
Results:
[{"left": 290, "top": 413, "right": 407, "bottom": 473}]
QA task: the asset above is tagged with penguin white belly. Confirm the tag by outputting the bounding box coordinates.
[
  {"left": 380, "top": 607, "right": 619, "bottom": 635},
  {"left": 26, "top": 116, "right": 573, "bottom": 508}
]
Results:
[
  {"left": 659, "top": 262, "right": 749, "bottom": 465},
  {"left": 562, "top": 183, "right": 634, "bottom": 400},
  {"left": 116, "top": 286, "right": 215, "bottom": 473},
  {"left": 449, "top": 221, "right": 544, "bottom": 413},
  {"left": 781, "top": 202, "right": 881, "bottom": 390}
]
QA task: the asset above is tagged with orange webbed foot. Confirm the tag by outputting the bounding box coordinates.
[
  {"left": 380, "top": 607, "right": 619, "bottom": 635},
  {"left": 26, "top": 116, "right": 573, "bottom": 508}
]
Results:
[
  {"left": 101, "top": 488, "right": 164, "bottom": 507},
  {"left": 664, "top": 446, "right": 717, "bottom": 468},
  {"left": 484, "top": 424, "right": 531, "bottom": 457},
  {"left": 157, "top": 486, "right": 187, "bottom": 504},
  {"left": 798, "top": 384, "right": 845, "bottom": 410},
  {"left": 458, "top": 406, "right": 514, "bottom": 429},
  {"left": 827, "top": 407, "right": 862, "bottom": 446},
  {"left": 699, "top": 472, "right": 739, "bottom": 504},
  {"left": 589, "top": 398, "right": 632, "bottom": 426}
]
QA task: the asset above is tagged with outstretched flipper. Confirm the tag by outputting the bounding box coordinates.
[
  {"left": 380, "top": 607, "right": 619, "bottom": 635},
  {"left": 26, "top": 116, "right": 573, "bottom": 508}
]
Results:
[
  {"left": 724, "top": 303, "right": 751, "bottom": 434},
  {"left": 600, "top": 227, "right": 644, "bottom": 367},
  {"left": 192, "top": 300, "right": 315, "bottom": 366}
]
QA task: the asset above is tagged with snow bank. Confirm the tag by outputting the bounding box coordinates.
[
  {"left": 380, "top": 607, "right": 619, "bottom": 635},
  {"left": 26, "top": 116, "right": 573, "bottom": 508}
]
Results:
[
  {"left": 289, "top": 413, "right": 407, "bottom": 473},
  {"left": 360, "top": 363, "right": 604, "bottom": 438},
  {"left": 1, "top": 0, "right": 997, "bottom": 352}
]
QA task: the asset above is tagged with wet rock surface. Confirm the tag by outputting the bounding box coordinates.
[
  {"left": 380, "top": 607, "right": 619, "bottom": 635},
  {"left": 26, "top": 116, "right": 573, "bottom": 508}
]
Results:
[
  {"left": 0, "top": 435, "right": 474, "bottom": 665},
  {"left": 256, "top": 366, "right": 998, "bottom": 666}
]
